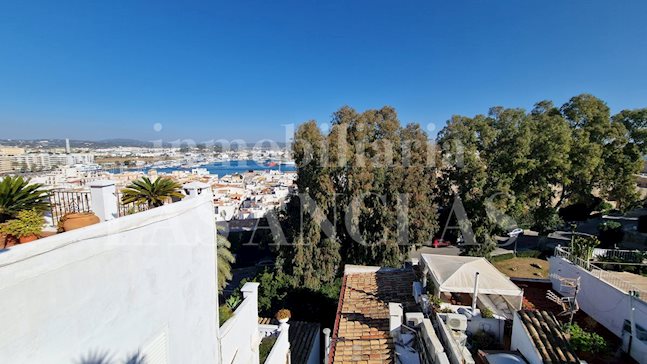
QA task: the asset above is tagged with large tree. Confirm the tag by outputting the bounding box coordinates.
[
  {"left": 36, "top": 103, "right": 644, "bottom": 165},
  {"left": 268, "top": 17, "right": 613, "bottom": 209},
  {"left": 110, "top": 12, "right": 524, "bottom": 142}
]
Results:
[
  {"left": 280, "top": 106, "right": 439, "bottom": 288},
  {"left": 437, "top": 94, "right": 646, "bottom": 254}
]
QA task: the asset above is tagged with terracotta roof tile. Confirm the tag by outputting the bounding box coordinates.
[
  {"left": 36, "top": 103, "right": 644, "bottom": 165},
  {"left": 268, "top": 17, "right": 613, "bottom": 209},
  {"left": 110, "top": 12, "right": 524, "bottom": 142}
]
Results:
[
  {"left": 329, "top": 269, "right": 416, "bottom": 363},
  {"left": 517, "top": 310, "right": 579, "bottom": 364}
]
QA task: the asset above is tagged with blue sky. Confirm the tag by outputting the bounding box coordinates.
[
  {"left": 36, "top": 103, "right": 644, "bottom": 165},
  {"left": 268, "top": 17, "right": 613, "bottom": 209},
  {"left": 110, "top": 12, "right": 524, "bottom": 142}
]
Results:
[{"left": 1, "top": 0, "right": 646, "bottom": 143}]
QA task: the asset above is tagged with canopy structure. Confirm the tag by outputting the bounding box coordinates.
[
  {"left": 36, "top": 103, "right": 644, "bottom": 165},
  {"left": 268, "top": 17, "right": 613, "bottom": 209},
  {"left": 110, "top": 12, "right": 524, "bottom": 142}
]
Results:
[{"left": 420, "top": 254, "right": 523, "bottom": 310}]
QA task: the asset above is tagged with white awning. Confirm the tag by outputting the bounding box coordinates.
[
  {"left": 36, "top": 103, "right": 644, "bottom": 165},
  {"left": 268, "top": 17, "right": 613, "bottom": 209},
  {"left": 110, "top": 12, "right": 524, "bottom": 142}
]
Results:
[{"left": 421, "top": 254, "right": 523, "bottom": 297}]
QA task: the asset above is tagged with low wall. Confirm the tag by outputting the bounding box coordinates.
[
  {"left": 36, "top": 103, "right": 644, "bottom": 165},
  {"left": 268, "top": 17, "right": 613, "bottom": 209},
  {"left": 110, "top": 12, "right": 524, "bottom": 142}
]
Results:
[
  {"left": 549, "top": 256, "right": 647, "bottom": 337},
  {"left": 219, "top": 282, "right": 260, "bottom": 364},
  {"left": 264, "top": 325, "right": 290, "bottom": 364}
]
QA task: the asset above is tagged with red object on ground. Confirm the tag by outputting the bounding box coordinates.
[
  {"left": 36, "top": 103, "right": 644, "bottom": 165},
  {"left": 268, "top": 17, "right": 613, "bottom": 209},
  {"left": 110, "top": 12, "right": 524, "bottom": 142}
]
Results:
[{"left": 432, "top": 239, "right": 450, "bottom": 248}]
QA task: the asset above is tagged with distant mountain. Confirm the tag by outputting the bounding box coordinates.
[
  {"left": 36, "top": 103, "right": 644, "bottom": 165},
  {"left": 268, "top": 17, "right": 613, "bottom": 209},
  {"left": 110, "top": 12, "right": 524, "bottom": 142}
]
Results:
[
  {"left": 0, "top": 138, "right": 157, "bottom": 149},
  {"left": 0, "top": 138, "right": 290, "bottom": 150}
]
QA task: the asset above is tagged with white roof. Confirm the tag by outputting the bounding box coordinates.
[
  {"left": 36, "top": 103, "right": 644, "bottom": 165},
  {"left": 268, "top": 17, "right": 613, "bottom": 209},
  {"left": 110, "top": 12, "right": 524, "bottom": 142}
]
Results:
[{"left": 421, "top": 254, "right": 522, "bottom": 296}]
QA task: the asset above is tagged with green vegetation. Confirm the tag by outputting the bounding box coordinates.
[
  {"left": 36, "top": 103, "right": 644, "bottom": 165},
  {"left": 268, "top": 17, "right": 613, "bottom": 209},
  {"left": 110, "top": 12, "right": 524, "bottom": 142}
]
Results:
[
  {"left": 225, "top": 294, "right": 241, "bottom": 310},
  {"left": 219, "top": 305, "right": 234, "bottom": 326},
  {"left": 571, "top": 235, "right": 600, "bottom": 262},
  {"left": 0, "top": 176, "right": 49, "bottom": 223},
  {"left": 217, "top": 229, "right": 236, "bottom": 293},
  {"left": 565, "top": 323, "right": 608, "bottom": 354},
  {"left": 120, "top": 176, "right": 183, "bottom": 208},
  {"left": 280, "top": 106, "right": 439, "bottom": 289},
  {"left": 597, "top": 221, "right": 624, "bottom": 248},
  {"left": 470, "top": 330, "right": 499, "bottom": 352},
  {"left": 0, "top": 209, "right": 45, "bottom": 238},
  {"left": 438, "top": 95, "right": 645, "bottom": 255},
  {"left": 480, "top": 307, "right": 494, "bottom": 318},
  {"left": 259, "top": 335, "right": 277, "bottom": 363},
  {"left": 256, "top": 97, "right": 647, "bottom": 324},
  {"left": 238, "top": 270, "right": 340, "bottom": 327}
]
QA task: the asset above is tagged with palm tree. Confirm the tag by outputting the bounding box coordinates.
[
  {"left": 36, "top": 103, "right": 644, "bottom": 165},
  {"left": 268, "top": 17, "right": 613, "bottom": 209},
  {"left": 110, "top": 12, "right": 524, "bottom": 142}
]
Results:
[
  {"left": 217, "top": 229, "right": 235, "bottom": 293},
  {"left": 0, "top": 176, "right": 50, "bottom": 223},
  {"left": 120, "top": 177, "right": 183, "bottom": 209}
]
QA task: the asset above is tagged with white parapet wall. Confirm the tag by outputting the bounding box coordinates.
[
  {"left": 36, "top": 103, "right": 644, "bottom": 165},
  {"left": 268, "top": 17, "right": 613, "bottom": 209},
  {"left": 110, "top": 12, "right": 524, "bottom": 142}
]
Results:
[
  {"left": 219, "top": 282, "right": 261, "bottom": 364},
  {"left": 549, "top": 256, "right": 647, "bottom": 337},
  {"left": 264, "top": 324, "right": 290, "bottom": 364},
  {"left": 0, "top": 193, "right": 219, "bottom": 364}
]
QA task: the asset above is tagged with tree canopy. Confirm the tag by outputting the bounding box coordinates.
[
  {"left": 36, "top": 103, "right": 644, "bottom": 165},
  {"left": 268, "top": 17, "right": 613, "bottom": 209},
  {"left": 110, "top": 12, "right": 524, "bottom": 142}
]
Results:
[{"left": 277, "top": 94, "right": 645, "bottom": 288}]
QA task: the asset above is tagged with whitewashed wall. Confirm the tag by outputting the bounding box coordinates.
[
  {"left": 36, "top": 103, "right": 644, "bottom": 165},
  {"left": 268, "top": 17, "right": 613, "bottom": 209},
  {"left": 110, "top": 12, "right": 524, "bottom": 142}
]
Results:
[
  {"left": 219, "top": 282, "right": 260, "bottom": 364},
  {"left": 549, "top": 256, "right": 647, "bottom": 337},
  {"left": 510, "top": 312, "right": 542, "bottom": 364},
  {"left": 0, "top": 194, "right": 219, "bottom": 364},
  {"left": 264, "top": 325, "right": 289, "bottom": 364}
]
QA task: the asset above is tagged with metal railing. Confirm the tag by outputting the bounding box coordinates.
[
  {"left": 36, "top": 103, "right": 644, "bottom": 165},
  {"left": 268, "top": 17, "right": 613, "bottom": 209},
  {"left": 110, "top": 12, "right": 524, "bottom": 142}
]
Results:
[
  {"left": 49, "top": 190, "right": 152, "bottom": 224},
  {"left": 554, "top": 246, "right": 647, "bottom": 299},
  {"left": 49, "top": 190, "right": 92, "bottom": 224}
]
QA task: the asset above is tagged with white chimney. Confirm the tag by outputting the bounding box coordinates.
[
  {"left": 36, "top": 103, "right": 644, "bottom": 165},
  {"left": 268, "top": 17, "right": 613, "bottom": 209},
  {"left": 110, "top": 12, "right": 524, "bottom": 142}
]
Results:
[
  {"left": 89, "top": 180, "right": 118, "bottom": 221},
  {"left": 182, "top": 181, "right": 211, "bottom": 199}
]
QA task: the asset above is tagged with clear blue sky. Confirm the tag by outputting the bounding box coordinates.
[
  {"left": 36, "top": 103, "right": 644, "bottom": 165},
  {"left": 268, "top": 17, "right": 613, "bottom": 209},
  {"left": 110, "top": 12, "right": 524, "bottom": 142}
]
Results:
[{"left": 1, "top": 0, "right": 646, "bottom": 143}]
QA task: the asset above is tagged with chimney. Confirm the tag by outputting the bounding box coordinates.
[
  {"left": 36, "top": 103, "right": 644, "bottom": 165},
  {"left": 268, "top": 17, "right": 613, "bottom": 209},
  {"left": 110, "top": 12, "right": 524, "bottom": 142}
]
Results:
[
  {"left": 183, "top": 181, "right": 211, "bottom": 199},
  {"left": 389, "top": 302, "right": 403, "bottom": 339},
  {"left": 89, "top": 180, "right": 118, "bottom": 221}
]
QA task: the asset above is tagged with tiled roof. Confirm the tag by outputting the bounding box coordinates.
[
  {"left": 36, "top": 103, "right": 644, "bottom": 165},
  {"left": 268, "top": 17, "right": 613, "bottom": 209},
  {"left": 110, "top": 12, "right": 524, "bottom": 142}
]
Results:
[
  {"left": 329, "top": 269, "right": 416, "bottom": 364},
  {"left": 517, "top": 310, "right": 579, "bottom": 364},
  {"left": 258, "top": 318, "right": 320, "bottom": 364}
]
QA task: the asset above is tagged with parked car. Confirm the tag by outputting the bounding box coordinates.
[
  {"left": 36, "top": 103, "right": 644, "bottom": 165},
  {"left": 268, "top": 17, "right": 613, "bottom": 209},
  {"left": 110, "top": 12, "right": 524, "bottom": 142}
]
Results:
[
  {"left": 432, "top": 239, "right": 451, "bottom": 248},
  {"left": 508, "top": 228, "right": 523, "bottom": 237}
]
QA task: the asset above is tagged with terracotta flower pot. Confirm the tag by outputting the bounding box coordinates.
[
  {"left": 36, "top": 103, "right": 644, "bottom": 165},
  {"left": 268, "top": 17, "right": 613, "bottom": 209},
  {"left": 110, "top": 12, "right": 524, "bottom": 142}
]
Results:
[
  {"left": 60, "top": 213, "right": 100, "bottom": 232},
  {"left": 2, "top": 234, "right": 19, "bottom": 248},
  {"left": 19, "top": 234, "right": 39, "bottom": 244}
]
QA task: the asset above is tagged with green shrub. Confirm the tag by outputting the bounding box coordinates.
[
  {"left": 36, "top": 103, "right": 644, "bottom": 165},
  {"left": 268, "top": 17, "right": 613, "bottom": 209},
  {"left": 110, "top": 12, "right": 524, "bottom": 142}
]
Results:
[
  {"left": 565, "top": 323, "right": 608, "bottom": 354},
  {"left": 225, "top": 294, "right": 241, "bottom": 310},
  {"left": 259, "top": 336, "right": 277, "bottom": 363},
  {"left": 598, "top": 221, "right": 624, "bottom": 248},
  {"left": 470, "top": 330, "right": 499, "bottom": 352},
  {"left": 430, "top": 295, "right": 443, "bottom": 309},
  {"left": 480, "top": 307, "right": 494, "bottom": 318},
  {"left": 0, "top": 209, "right": 45, "bottom": 238},
  {"left": 489, "top": 253, "right": 514, "bottom": 263},
  {"left": 219, "top": 305, "right": 233, "bottom": 326},
  {"left": 597, "top": 201, "right": 613, "bottom": 213},
  {"left": 516, "top": 250, "right": 541, "bottom": 258}
]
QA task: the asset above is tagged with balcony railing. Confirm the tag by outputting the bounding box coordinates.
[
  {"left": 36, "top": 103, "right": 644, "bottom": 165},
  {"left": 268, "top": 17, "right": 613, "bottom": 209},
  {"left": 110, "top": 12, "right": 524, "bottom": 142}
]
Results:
[
  {"left": 49, "top": 190, "right": 92, "bottom": 224},
  {"left": 554, "top": 246, "right": 647, "bottom": 299},
  {"left": 48, "top": 190, "right": 152, "bottom": 225}
]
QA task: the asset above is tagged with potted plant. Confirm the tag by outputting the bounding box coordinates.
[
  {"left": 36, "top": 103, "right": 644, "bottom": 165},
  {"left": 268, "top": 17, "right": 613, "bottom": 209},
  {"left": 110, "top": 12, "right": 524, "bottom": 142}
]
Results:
[
  {"left": 275, "top": 309, "right": 291, "bottom": 324},
  {"left": 0, "top": 209, "right": 45, "bottom": 244},
  {"left": 58, "top": 212, "right": 100, "bottom": 232}
]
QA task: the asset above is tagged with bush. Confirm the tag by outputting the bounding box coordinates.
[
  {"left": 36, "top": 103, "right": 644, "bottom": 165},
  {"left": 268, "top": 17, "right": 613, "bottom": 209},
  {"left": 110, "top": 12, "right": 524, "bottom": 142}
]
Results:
[
  {"left": 571, "top": 236, "right": 600, "bottom": 261},
  {"left": 516, "top": 250, "right": 542, "bottom": 258},
  {"left": 489, "top": 253, "right": 514, "bottom": 263},
  {"left": 219, "top": 305, "right": 233, "bottom": 326},
  {"left": 259, "top": 336, "right": 277, "bottom": 363},
  {"left": 0, "top": 209, "right": 44, "bottom": 238},
  {"left": 597, "top": 201, "right": 613, "bottom": 213},
  {"left": 480, "top": 307, "right": 494, "bottom": 318},
  {"left": 470, "top": 330, "right": 499, "bottom": 352},
  {"left": 565, "top": 323, "right": 608, "bottom": 354},
  {"left": 598, "top": 221, "right": 624, "bottom": 248}
]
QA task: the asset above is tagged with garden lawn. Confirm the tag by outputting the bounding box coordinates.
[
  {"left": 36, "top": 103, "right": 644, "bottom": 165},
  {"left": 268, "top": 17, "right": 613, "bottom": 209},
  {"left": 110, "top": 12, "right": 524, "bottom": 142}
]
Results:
[{"left": 493, "top": 257, "right": 549, "bottom": 279}]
